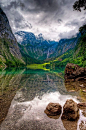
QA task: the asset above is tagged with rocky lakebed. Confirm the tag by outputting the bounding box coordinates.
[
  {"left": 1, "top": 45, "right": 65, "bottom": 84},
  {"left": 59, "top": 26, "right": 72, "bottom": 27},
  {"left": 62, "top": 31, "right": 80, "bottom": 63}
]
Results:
[{"left": 0, "top": 67, "right": 86, "bottom": 130}]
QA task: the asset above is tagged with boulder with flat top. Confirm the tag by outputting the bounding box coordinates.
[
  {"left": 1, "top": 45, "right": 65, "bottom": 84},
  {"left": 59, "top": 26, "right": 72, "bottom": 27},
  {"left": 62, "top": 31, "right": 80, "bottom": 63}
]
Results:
[{"left": 44, "top": 103, "right": 62, "bottom": 116}]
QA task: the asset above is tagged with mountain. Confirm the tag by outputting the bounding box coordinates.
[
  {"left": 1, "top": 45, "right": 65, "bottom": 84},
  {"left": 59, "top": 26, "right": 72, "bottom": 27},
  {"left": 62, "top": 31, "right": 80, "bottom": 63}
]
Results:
[
  {"left": 15, "top": 31, "right": 80, "bottom": 61},
  {"left": 49, "top": 34, "right": 80, "bottom": 59},
  {"left": 15, "top": 31, "right": 58, "bottom": 60},
  {"left": 0, "top": 7, "right": 25, "bottom": 68},
  {"left": 47, "top": 27, "right": 86, "bottom": 68},
  {"left": 15, "top": 31, "right": 36, "bottom": 45}
]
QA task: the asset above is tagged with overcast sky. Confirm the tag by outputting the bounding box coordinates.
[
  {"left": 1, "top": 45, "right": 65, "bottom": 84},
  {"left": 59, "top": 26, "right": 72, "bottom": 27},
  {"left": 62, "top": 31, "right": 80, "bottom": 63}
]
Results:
[{"left": 0, "top": 0, "right": 86, "bottom": 41}]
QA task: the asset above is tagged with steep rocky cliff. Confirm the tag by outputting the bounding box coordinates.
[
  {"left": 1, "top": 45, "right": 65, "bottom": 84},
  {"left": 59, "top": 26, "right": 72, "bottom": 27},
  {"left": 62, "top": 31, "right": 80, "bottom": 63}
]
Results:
[{"left": 0, "top": 7, "right": 24, "bottom": 67}]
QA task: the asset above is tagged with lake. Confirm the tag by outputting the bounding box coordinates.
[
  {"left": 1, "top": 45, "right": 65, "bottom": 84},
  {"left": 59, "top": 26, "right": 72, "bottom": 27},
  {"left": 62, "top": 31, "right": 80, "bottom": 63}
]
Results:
[{"left": 0, "top": 68, "right": 86, "bottom": 130}]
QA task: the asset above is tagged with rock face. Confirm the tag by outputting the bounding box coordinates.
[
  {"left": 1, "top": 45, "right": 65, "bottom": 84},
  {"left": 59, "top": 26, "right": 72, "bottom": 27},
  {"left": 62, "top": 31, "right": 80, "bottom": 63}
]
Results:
[
  {"left": 64, "top": 63, "right": 86, "bottom": 82},
  {"left": 78, "top": 102, "right": 86, "bottom": 108},
  {"left": 0, "top": 7, "right": 23, "bottom": 64},
  {"left": 61, "top": 99, "right": 79, "bottom": 120},
  {"left": 44, "top": 103, "right": 62, "bottom": 116}
]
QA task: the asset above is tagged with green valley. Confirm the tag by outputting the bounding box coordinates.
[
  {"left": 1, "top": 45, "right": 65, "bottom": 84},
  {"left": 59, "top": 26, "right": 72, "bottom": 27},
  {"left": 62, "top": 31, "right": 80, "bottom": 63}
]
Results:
[{"left": 0, "top": 7, "right": 86, "bottom": 70}]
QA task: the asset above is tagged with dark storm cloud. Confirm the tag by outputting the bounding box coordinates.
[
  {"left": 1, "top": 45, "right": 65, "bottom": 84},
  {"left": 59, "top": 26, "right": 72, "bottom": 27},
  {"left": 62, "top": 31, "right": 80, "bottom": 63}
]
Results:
[
  {"left": 65, "top": 19, "right": 80, "bottom": 27},
  {"left": 2, "top": 1, "right": 25, "bottom": 10},
  {"left": 59, "top": 29, "right": 78, "bottom": 39},
  {"left": 14, "top": 12, "right": 24, "bottom": 22},
  {"left": 15, "top": 20, "right": 32, "bottom": 29},
  {"left": 65, "top": 17, "right": 86, "bottom": 28},
  {"left": 1, "top": 1, "right": 33, "bottom": 30},
  {"left": 2, "top": 0, "right": 59, "bottom": 12},
  {"left": 12, "top": 11, "right": 32, "bottom": 29},
  {"left": 2, "top": 0, "right": 66, "bottom": 27},
  {"left": 1, "top": 0, "right": 75, "bottom": 23},
  {"left": 2, "top": 0, "right": 73, "bottom": 13},
  {"left": 58, "top": 19, "right": 63, "bottom": 25},
  {"left": 33, "top": 0, "right": 59, "bottom": 12},
  {"left": 0, "top": 0, "right": 86, "bottom": 40}
]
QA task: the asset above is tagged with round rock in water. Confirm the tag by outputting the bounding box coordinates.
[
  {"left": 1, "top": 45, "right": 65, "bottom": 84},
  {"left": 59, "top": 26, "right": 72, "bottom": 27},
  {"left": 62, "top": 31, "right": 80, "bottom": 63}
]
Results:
[
  {"left": 44, "top": 103, "right": 62, "bottom": 116},
  {"left": 61, "top": 99, "right": 79, "bottom": 121}
]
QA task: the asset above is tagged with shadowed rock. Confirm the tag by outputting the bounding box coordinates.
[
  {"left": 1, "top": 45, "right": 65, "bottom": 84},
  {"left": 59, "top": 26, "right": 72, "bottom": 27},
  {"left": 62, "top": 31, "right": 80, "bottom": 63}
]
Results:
[
  {"left": 61, "top": 99, "right": 79, "bottom": 121},
  {"left": 44, "top": 103, "right": 62, "bottom": 116},
  {"left": 78, "top": 102, "right": 86, "bottom": 108},
  {"left": 64, "top": 63, "right": 86, "bottom": 82},
  {"left": 62, "top": 120, "right": 78, "bottom": 130},
  {"left": 79, "top": 121, "right": 86, "bottom": 130}
]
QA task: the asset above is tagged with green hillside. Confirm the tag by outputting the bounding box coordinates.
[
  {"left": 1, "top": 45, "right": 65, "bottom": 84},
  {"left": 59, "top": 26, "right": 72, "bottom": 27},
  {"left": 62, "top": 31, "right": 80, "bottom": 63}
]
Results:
[
  {"left": 70, "top": 33, "right": 86, "bottom": 67},
  {"left": 0, "top": 38, "right": 24, "bottom": 68},
  {"left": 0, "top": 7, "right": 25, "bottom": 68},
  {"left": 18, "top": 43, "right": 44, "bottom": 65},
  {"left": 44, "top": 25, "right": 86, "bottom": 68}
]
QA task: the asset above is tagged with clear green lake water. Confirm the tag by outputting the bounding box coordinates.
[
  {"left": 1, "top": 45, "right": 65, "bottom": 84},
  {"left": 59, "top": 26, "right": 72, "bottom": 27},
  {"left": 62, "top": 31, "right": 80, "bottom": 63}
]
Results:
[{"left": 0, "top": 68, "right": 86, "bottom": 130}]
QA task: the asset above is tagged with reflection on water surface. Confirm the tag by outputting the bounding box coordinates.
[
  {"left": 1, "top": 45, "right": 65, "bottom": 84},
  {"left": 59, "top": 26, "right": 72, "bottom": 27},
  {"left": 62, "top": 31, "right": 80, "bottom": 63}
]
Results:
[{"left": 0, "top": 68, "right": 86, "bottom": 130}]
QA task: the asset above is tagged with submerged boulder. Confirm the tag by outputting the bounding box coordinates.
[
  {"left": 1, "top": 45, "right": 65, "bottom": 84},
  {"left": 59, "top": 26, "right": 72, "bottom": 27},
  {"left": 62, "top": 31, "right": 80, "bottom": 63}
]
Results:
[
  {"left": 78, "top": 102, "right": 86, "bottom": 108},
  {"left": 64, "top": 63, "right": 86, "bottom": 82},
  {"left": 62, "top": 120, "right": 78, "bottom": 130},
  {"left": 61, "top": 99, "right": 79, "bottom": 120},
  {"left": 44, "top": 103, "right": 62, "bottom": 116}
]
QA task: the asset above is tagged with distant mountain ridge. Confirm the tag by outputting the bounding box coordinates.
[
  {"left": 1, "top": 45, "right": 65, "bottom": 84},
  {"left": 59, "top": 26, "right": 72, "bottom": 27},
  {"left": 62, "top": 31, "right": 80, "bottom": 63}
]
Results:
[
  {"left": 15, "top": 31, "right": 80, "bottom": 60},
  {"left": 15, "top": 31, "right": 58, "bottom": 60}
]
